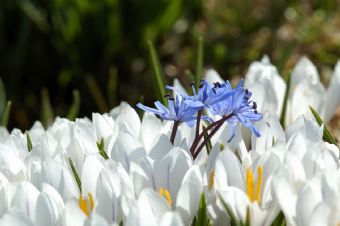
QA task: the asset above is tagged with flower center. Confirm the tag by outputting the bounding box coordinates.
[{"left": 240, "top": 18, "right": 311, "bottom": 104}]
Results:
[
  {"left": 159, "top": 187, "right": 172, "bottom": 207},
  {"left": 246, "top": 166, "right": 263, "bottom": 204},
  {"left": 209, "top": 170, "right": 215, "bottom": 191},
  {"left": 79, "top": 193, "right": 94, "bottom": 217}
]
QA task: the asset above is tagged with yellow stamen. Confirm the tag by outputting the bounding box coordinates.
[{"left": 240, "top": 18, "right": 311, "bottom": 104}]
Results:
[
  {"left": 159, "top": 187, "right": 172, "bottom": 207},
  {"left": 209, "top": 170, "right": 215, "bottom": 191},
  {"left": 255, "top": 166, "right": 263, "bottom": 203},
  {"left": 246, "top": 166, "right": 263, "bottom": 204},
  {"left": 79, "top": 193, "right": 94, "bottom": 216},
  {"left": 246, "top": 168, "right": 255, "bottom": 202}
]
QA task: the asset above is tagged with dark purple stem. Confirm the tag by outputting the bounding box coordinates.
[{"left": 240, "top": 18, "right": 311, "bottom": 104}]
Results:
[
  {"left": 170, "top": 121, "right": 180, "bottom": 145},
  {"left": 190, "top": 114, "right": 232, "bottom": 155},
  {"left": 190, "top": 113, "right": 234, "bottom": 159},
  {"left": 195, "top": 109, "right": 203, "bottom": 138},
  {"left": 193, "top": 121, "right": 224, "bottom": 160}
]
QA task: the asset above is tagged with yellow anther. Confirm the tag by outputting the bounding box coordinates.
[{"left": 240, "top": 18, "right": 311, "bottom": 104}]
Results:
[
  {"left": 246, "top": 166, "right": 263, "bottom": 204},
  {"left": 209, "top": 170, "right": 215, "bottom": 191},
  {"left": 159, "top": 187, "right": 172, "bottom": 207},
  {"left": 246, "top": 168, "right": 255, "bottom": 202},
  {"left": 79, "top": 193, "right": 94, "bottom": 217},
  {"left": 255, "top": 166, "right": 263, "bottom": 203}
]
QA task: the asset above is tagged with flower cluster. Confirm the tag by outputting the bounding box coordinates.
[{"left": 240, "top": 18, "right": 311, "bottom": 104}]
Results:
[
  {"left": 137, "top": 79, "right": 262, "bottom": 159},
  {"left": 0, "top": 57, "right": 339, "bottom": 226}
]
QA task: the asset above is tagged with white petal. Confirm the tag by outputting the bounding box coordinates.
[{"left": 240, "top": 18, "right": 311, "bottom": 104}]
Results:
[
  {"left": 0, "top": 144, "right": 26, "bottom": 181},
  {"left": 85, "top": 213, "right": 110, "bottom": 226},
  {"left": 140, "top": 112, "right": 163, "bottom": 152},
  {"left": 160, "top": 211, "right": 185, "bottom": 226},
  {"left": 0, "top": 209, "right": 35, "bottom": 226},
  {"left": 92, "top": 113, "right": 115, "bottom": 140},
  {"left": 155, "top": 148, "right": 192, "bottom": 202},
  {"left": 321, "top": 60, "right": 340, "bottom": 122},
  {"left": 41, "top": 159, "right": 79, "bottom": 202},
  {"left": 82, "top": 155, "right": 105, "bottom": 198},
  {"left": 204, "top": 69, "right": 224, "bottom": 85},
  {"left": 110, "top": 102, "right": 141, "bottom": 139},
  {"left": 11, "top": 182, "right": 39, "bottom": 222},
  {"left": 176, "top": 166, "right": 203, "bottom": 224},
  {"left": 61, "top": 200, "right": 86, "bottom": 226},
  {"left": 35, "top": 183, "right": 65, "bottom": 226}
]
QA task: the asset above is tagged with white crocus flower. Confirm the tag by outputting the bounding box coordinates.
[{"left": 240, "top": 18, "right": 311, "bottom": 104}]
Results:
[
  {"left": 212, "top": 146, "right": 281, "bottom": 226},
  {"left": 35, "top": 183, "right": 65, "bottom": 226},
  {"left": 176, "top": 165, "right": 204, "bottom": 225},
  {"left": 244, "top": 56, "right": 286, "bottom": 117},
  {"left": 40, "top": 159, "right": 79, "bottom": 202},
  {"left": 0, "top": 144, "right": 26, "bottom": 182}
]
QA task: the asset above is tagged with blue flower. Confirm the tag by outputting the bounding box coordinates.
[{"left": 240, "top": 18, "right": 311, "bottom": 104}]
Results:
[
  {"left": 209, "top": 80, "right": 262, "bottom": 141},
  {"left": 165, "top": 80, "right": 229, "bottom": 108},
  {"left": 137, "top": 95, "right": 203, "bottom": 127}
]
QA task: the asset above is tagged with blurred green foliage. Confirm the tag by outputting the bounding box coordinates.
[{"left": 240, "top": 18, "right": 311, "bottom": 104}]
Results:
[{"left": 0, "top": 0, "right": 340, "bottom": 129}]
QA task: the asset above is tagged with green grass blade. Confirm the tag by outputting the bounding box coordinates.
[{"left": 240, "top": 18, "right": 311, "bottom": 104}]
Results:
[
  {"left": 271, "top": 212, "right": 286, "bottom": 226},
  {"left": 68, "top": 157, "right": 82, "bottom": 193},
  {"left": 85, "top": 75, "right": 109, "bottom": 113},
  {"left": 309, "top": 106, "right": 338, "bottom": 147},
  {"left": 0, "top": 78, "right": 6, "bottom": 118},
  {"left": 66, "top": 89, "right": 81, "bottom": 121},
  {"left": 185, "top": 69, "right": 195, "bottom": 83},
  {"left": 26, "top": 131, "right": 33, "bottom": 152},
  {"left": 147, "top": 40, "right": 167, "bottom": 106},
  {"left": 41, "top": 88, "right": 54, "bottom": 128},
  {"left": 280, "top": 73, "right": 291, "bottom": 128},
  {"left": 195, "top": 36, "right": 204, "bottom": 91},
  {"left": 97, "top": 138, "right": 109, "bottom": 160},
  {"left": 107, "top": 67, "right": 118, "bottom": 108},
  {"left": 218, "top": 194, "right": 242, "bottom": 226},
  {"left": 197, "top": 193, "right": 209, "bottom": 226},
  {"left": 1, "top": 101, "right": 12, "bottom": 128},
  {"left": 245, "top": 207, "right": 250, "bottom": 226}
]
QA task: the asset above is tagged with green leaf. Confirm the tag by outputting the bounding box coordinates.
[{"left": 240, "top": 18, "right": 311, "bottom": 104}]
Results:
[
  {"left": 85, "top": 75, "right": 109, "bottom": 113},
  {"left": 245, "top": 207, "right": 250, "bottom": 226},
  {"left": 107, "top": 67, "right": 118, "bottom": 107},
  {"left": 191, "top": 216, "right": 198, "bottom": 226},
  {"left": 309, "top": 106, "right": 338, "bottom": 147},
  {"left": 26, "top": 131, "right": 33, "bottom": 152},
  {"left": 218, "top": 194, "right": 242, "bottom": 226},
  {"left": 195, "top": 36, "right": 204, "bottom": 91},
  {"left": 147, "top": 40, "right": 167, "bottom": 106},
  {"left": 280, "top": 73, "right": 291, "bottom": 128},
  {"left": 41, "top": 88, "right": 54, "bottom": 128},
  {"left": 66, "top": 89, "right": 81, "bottom": 121},
  {"left": 1, "top": 101, "right": 12, "bottom": 128},
  {"left": 68, "top": 157, "right": 82, "bottom": 193},
  {"left": 97, "top": 138, "right": 109, "bottom": 160},
  {"left": 202, "top": 125, "right": 212, "bottom": 154},
  {"left": 0, "top": 78, "right": 6, "bottom": 118},
  {"left": 197, "top": 193, "right": 209, "bottom": 226},
  {"left": 185, "top": 69, "right": 195, "bottom": 83},
  {"left": 271, "top": 212, "right": 286, "bottom": 226}
]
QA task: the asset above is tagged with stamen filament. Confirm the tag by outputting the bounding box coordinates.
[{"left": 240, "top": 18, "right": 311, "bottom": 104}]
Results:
[
  {"left": 159, "top": 187, "right": 172, "bottom": 207},
  {"left": 79, "top": 193, "right": 94, "bottom": 217}
]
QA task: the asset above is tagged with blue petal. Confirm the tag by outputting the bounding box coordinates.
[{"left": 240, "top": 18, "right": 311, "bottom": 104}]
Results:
[{"left": 137, "top": 103, "right": 162, "bottom": 115}]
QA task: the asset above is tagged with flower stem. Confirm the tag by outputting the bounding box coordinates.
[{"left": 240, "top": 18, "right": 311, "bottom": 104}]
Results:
[
  {"left": 190, "top": 113, "right": 233, "bottom": 159},
  {"left": 190, "top": 114, "right": 232, "bottom": 155},
  {"left": 193, "top": 121, "right": 224, "bottom": 160},
  {"left": 195, "top": 109, "right": 203, "bottom": 138},
  {"left": 170, "top": 121, "right": 180, "bottom": 145}
]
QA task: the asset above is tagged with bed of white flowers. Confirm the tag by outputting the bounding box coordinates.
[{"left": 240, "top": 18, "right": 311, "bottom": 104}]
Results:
[{"left": 0, "top": 56, "right": 340, "bottom": 226}]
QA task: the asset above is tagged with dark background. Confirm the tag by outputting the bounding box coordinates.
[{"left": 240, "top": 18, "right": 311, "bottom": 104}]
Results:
[{"left": 1, "top": 0, "right": 340, "bottom": 130}]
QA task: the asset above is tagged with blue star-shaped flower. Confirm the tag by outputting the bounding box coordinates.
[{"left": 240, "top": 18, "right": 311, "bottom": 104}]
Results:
[
  {"left": 137, "top": 95, "right": 203, "bottom": 127},
  {"left": 209, "top": 80, "right": 263, "bottom": 141}
]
